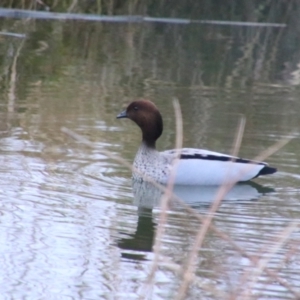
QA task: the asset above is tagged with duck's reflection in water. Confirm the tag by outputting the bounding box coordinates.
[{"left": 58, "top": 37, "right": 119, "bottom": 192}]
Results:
[
  {"left": 118, "top": 180, "right": 274, "bottom": 259},
  {"left": 132, "top": 180, "right": 274, "bottom": 209},
  {"left": 118, "top": 207, "right": 155, "bottom": 260}
]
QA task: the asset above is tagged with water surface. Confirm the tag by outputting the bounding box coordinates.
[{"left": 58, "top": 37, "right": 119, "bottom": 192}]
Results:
[{"left": 0, "top": 17, "right": 299, "bottom": 299}]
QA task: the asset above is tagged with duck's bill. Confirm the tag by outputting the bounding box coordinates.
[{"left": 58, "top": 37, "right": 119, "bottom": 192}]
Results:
[{"left": 117, "top": 110, "right": 128, "bottom": 119}]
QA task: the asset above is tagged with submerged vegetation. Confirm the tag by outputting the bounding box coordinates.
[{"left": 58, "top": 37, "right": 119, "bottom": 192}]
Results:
[{"left": 0, "top": 0, "right": 297, "bottom": 92}]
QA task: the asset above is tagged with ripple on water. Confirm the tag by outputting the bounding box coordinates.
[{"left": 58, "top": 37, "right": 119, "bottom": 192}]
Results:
[
  {"left": 0, "top": 133, "right": 131, "bottom": 299},
  {"left": 116, "top": 178, "right": 300, "bottom": 299}
]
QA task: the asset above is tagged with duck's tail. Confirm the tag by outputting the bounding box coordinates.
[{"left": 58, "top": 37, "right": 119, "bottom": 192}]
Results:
[{"left": 257, "top": 165, "right": 277, "bottom": 177}]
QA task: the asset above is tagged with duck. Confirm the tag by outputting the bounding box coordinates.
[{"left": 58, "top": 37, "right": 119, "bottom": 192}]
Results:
[{"left": 117, "top": 99, "right": 277, "bottom": 185}]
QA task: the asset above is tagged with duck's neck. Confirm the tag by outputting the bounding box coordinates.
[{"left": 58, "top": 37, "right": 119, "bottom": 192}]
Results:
[
  {"left": 138, "top": 141, "right": 158, "bottom": 154},
  {"left": 139, "top": 113, "right": 162, "bottom": 149},
  {"left": 142, "top": 138, "right": 156, "bottom": 149}
]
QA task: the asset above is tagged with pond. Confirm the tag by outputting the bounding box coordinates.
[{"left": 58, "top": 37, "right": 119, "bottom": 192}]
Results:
[{"left": 0, "top": 15, "right": 299, "bottom": 300}]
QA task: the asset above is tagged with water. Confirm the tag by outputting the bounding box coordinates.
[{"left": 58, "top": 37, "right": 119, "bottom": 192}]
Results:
[{"left": 0, "top": 17, "right": 299, "bottom": 299}]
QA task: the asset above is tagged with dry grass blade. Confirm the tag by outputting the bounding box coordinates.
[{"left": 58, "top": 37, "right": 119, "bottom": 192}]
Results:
[
  {"left": 61, "top": 122, "right": 295, "bottom": 298},
  {"left": 231, "top": 115, "right": 246, "bottom": 157},
  {"left": 252, "top": 135, "right": 292, "bottom": 162},
  {"left": 240, "top": 221, "right": 299, "bottom": 300},
  {"left": 178, "top": 199, "right": 300, "bottom": 298},
  {"left": 62, "top": 101, "right": 183, "bottom": 299},
  {"left": 159, "top": 255, "right": 228, "bottom": 299},
  {"left": 61, "top": 126, "right": 175, "bottom": 190},
  {"left": 175, "top": 133, "right": 294, "bottom": 299},
  {"left": 175, "top": 124, "right": 294, "bottom": 299},
  {"left": 138, "top": 98, "right": 183, "bottom": 299},
  {"left": 175, "top": 115, "right": 246, "bottom": 300}
]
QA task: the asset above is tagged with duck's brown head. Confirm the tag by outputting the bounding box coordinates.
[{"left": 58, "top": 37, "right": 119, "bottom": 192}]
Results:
[{"left": 117, "top": 99, "right": 163, "bottom": 148}]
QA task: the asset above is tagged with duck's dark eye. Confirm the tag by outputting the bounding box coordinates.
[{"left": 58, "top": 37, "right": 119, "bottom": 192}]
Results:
[{"left": 134, "top": 106, "right": 139, "bottom": 111}]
